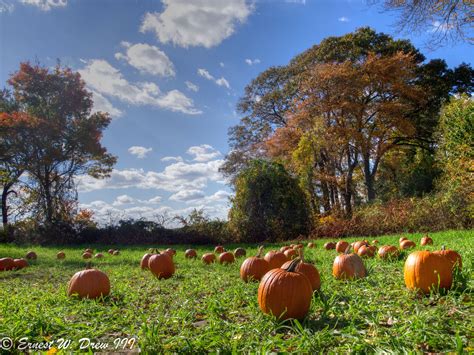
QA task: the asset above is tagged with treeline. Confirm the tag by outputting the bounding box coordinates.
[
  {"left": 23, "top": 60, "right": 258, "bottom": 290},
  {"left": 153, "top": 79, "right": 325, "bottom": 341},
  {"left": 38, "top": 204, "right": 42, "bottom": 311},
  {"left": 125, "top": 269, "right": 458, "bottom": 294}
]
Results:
[{"left": 224, "top": 28, "right": 473, "bottom": 242}]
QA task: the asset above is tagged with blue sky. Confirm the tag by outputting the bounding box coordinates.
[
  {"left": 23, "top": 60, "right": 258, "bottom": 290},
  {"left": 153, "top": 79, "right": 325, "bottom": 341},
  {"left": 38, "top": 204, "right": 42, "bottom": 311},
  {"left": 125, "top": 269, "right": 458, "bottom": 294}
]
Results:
[{"left": 0, "top": 0, "right": 472, "bottom": 225}]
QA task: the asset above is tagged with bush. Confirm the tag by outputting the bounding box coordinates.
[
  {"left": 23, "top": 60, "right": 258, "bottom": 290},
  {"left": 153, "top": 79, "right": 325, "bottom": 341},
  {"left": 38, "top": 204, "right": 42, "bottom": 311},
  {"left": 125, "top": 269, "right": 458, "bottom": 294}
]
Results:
[{"left": 228, "top": 160, "right": 311, "bottom": 242}]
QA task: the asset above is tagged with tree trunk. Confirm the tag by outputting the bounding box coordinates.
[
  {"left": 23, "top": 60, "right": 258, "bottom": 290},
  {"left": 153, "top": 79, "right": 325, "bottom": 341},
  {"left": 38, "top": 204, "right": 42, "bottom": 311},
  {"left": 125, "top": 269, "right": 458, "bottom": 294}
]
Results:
[
  {"left": 1, "top": 186, "right": 9, "bottom": 230},
  {"left": 363, "top": 156, "right": 376, "bottom": 202}
]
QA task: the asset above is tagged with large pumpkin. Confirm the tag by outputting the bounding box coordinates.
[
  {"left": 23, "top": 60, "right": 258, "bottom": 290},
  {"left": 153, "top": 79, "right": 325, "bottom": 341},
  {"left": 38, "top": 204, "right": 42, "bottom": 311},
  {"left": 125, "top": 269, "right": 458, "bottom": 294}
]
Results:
[
  {"left": 333, "top": 250, "right": 367, "bottom": 280},
  {"left": 0, "top": 257, "right": 15, "bottom": 271},
  {"left": 13, "top": 258, "right": 29, "bottom": 270},
  {"left": 185, "top": 249, "right": 197, "bottom": 259},
  {"left": 324, "top": 242, "right": 336, "bottom": 250},
  {"left": 420, "top": 235, "right": 433, "bottom": 246},
  {"left": 202, "top": 253, "right": 216, "bottom": 265},
  {"left": 378, "top": 245, "right": 399, "bottom": 260},
  {"left": 264, "top": 250, "right": 287, "bottom": 269},
  {"left": 67, "top": 267, "right": 110, "bottom": 299},
  {"left": 335, "top": 241, "right": 350, "bottom": 253},
  {"left": 148, "top": 252, "right": 175, "bottom": 279},
  {"left": 234, "top": 248, "right": 246, "bottom": 258},
  {"left": 258, "top": 258, "right": 312, "bottom": 320},
  {"left": 434, "top": 246, "right": 462, "bottom": 269},
  {"left": 140, "top": 253, "right": 152, "bottom": 270},
  {"left": 57, "top": 251, "right": 66, "bottom": 260},
  {"left": 25, "top": 251, "right": 37, "bottom": 260},
  {"left": 240, "top": 246, "right": 270, "bottom": 282},
  {"left": 404, "top": 250, "right": 453, "bottom": 294},
  {"left": 400, "top": 240, "right": 416, "bottom": 250},
  {"left": 282, "top": 249, "right": 320, "bottom": 291},
  {"left": 219, "top": 252, "right": 235, "bottom": 264}
]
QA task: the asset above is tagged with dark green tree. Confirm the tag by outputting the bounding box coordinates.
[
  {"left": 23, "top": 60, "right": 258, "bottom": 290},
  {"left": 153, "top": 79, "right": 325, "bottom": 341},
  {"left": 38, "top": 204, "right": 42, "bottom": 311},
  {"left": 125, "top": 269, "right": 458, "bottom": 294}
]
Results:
[{"left": 228, "top": 160, "right": 310, "bottom": 242}]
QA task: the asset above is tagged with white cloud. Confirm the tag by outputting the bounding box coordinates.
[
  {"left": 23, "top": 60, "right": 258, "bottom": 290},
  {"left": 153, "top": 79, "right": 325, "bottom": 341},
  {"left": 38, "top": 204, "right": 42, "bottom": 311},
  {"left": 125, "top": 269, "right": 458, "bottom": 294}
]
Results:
[
  {"left": 429, "top": 20, "right": 453, "bottom": 33},
  {"left": 79, "top": 59, "right": 201, "bottom": 115},
  {"left": 185, "top": 81, "right": 199, "bottom": 92},
  {"left": 219, "top": 62, "right": 225, "bottom": 67},
  {"left": 285, "top": 0, "right": 306, "bottom": 3},
  {"left": 169, "top": 189, "right": 206, "bottom": 202},
  {"left": 115, "top": 42, "right": 175, "bottom": 77},
  {"left": 113, "top": 194, "right": 135, "bottom": 206},
  {"left": 338, "top": 16, "right": 349, "bottom": 22},
  {"left": 245, "top": 58, "right": 261, "bottom": 65},
  {"left": 187, "top": 144, "right": 221, "bottom": 162},
  {"left": 128, "top": 146, "right": 153, "bottom": 159},
  {"left": 90, "top": 90, "right": 123, "bottom": 118},
  {"left": 0, "top": 1, "right": 14, "bottom": 13},
  {"left": 146, "top": 196, "right": 162, "bottom": 204},
  {"left": 140, "top": 0, "right": 253, "bottom": 48},
  {"left": 161, "top": 156, "right": 184, "bottom": 163},
  {"left": 20, "top": 0, "right": 66, "bottom": 11},
  {"left": 197, "top": 68, "right": 230, "bottom": 89}
]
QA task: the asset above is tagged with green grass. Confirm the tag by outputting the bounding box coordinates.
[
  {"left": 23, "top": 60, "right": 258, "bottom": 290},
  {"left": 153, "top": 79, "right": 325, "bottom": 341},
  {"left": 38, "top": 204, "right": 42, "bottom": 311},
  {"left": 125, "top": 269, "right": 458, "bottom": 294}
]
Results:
[{"left": 0, "top": 230, "right": 473, "bottom": 353}]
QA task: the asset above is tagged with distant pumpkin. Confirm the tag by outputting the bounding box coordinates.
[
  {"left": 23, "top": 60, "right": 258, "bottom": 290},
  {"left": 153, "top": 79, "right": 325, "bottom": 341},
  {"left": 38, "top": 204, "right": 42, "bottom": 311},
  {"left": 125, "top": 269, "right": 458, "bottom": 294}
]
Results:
[
  {"left": 57, "top": 251, "right": 66, "bottom": 260},
  {"left": 112, "top": 250, "right": 120, "bottom": 256},
  {"left": 335, "top": 241, "right": 350, "bottom": 254},
  {"left": 82, "top": 252, "right": 92, "bottom": 259},
  {"left": 333, "top": 250, "right": 367, "bottom": 280},
  {"left": 84, "top": 248, "right": 93, "bottom": 254},
  {"left": 185, "top": 249, "right": 198, "bottom": 259},
  {"left": 357, "top": 245, "right": 375, "bottom": 258},
  {"left": 378, "top": 245, "right": 399, "bottom": 260},
  {"left": 324, "top": 242, "right": 336, "bottom": 250},
  {"left": 399, "top": 237, "right": 408, "bottom": 243},
  {"left": 420, "top": 236, "right": 433, "bottom": 246},
  {"left": 284, "top": 248, "right": 297, "bottom": 260},
  {"left": 25, "top": 251, "right": 37, "bottom": 260},
  {"left": 353, "top": 241, "right": 368, "bottom": 254},
  {"left": 400, "top": 240, "right": 416, "bottom": 250},
  {"left": 202, "top": 253, "right": 216, "bottom": 265},
  {"left": 307, "top": 242, "right": 314, "bottom": 248},
  {"left": 94, "top": 253, "right": 104, "bottom": 259},
  {"left": 219, "top": 252, "right": 235, "bottom": 265},
  {"left": 240, "top": 246, "right": 270, "bottom": 282},
  {"left": 264, "top": 250, "right": 287, "bottom": 269},
  {"left": 13, "top": 258, "right": 29, "bottom": 270},
  {"left": 0, "top": 257, "right": 15, "bottom": 271},
  {"left": 214, "top": 246, "right": 225, "bottom": 254},
  {"left": 141, "top": 253, "right": 152, "bottom": 270},
  {"left": 234, "top": 248, "right": 246, "bottom": 258},
  {"left": 148, "top": 252, "right": 175, "bottom": 279}
]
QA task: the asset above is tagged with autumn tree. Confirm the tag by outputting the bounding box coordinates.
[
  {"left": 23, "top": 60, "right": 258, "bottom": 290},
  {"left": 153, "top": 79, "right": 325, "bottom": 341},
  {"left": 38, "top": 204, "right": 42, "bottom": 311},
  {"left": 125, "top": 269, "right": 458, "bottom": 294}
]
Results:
[{"left": 1, "top": 62, "right": 116, "bottom": 229}]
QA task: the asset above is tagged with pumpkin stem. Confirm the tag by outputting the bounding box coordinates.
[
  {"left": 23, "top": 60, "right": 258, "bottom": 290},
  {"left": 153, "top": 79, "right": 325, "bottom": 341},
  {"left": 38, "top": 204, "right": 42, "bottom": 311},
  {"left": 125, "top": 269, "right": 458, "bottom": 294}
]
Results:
[
  {"left": 85, "top": 262, "right": 92, "bottom": 270},
  {"left": 298, "top": 247, "right": 305, "bottom": 262},
  {"left": 344, "top": 245, "right": 351, "bottom": 255},
  {"left": 441, "top": 245, "right": 446, "bottom": 251},
  {"left": 284, "top": 258, "right": 301, "bottom": 272},
  {"left": 257, "top": 246, "right": 264, "bottom": 258}
]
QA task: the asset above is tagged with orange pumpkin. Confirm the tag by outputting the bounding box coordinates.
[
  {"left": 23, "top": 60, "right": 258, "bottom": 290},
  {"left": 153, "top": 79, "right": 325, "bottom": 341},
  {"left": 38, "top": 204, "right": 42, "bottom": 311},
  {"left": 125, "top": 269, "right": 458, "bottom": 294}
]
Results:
[
  {"left": 240, "top": 246, "right": 270, "bottom": 282},
  {"left": 165, "top": 248, "right": 176, "bottom": 256},
  {"left": 307, "top": 242, "right": 314, "bottom": 248},
  {"left": 84, "top": 248, "right": 93, "bottom": 254},
  {"left": 219, "top": 252, "right": 235, "bottom": 264},
  {"left": 335, "top": 241, "right": 350, "bottom": 253},
  {"left": 280, "top": 246, "right": 291, "bottom": 253},
  {"left": 82, "top": 252, "right": 92, "bottom": 259},
  {"left": 234, "top": 248, "right": 246, "bottom": 258},
  {"left": 372, "top": 240, "right": 379, "bottom": 245},
  {"left": 378, "top": 245, "right": 399, "bottom": 260},
  {"left": 400, "top": 240, "right": 416, "bottom": 250},
  {"left": 264, "top": 250, "right": 288, "bottom": 269},
  {"left": 258, "top": 258, "right": 312, "bottom": 320},
  {"left": 57, "top": 251, "right": 66, "bottom": 260},
  {"left": 214, "top": 246, "right": 225, "bottom": 253},
  {"left": 25, "top": 251, "right": 37, "bottom": 260},
  {"left": 357, "top": 245, "right": 375, "bottom": 258},
  {"left": 353, "top": 241, "right": 368, "bottom": 254},
  {"left": 0, "top": 257, "right": 15, "bottom": 271},
  {"left": 333, "top": 250, "right": 367, "bottom": 280},
  {"left": 420, "top": 235, "right": 433, "bottom": 246},
  {"left": 67, "top": 266, "right": 110, "bottom": 299},
  {"left": 324, "top": 242, "right": 336, "bottom": 250},
  {"left": 433, "top": 246, "right": 462, "bottom": 269},
  {"left": 148, "top": 252, "right": 175, "bottom": 279},
  {"left": 94, "top": 253, "right": 104, "bottom": 259},
  {"left": 140, "top": 253, "right": 152, "bottom": 270},
  {"left": 112, "top": 250, "right": 120, "bottom": 255},
  {"left": 284, "top": 248, "right": 297, "bottom": 260},
  {"left": 185, "top": 249, "right": 197, "bottom": 259},
  {"left": 108, "top": 249, "right": 115, "bottom": 255},
  {"left": 399, "top": 236, "right": 408, "bottom": 243},
  {"left": 202, "top": 253, "right": 216, "bottom": 265},
  {"left": 13, "top": 258, "right": 28, "bottom": 270},
  {"left": 404, "top": 250, "right": 453, "bottom": 294},
  {"left": 282, "top": 249, "right": 320, "bottom": 291}
]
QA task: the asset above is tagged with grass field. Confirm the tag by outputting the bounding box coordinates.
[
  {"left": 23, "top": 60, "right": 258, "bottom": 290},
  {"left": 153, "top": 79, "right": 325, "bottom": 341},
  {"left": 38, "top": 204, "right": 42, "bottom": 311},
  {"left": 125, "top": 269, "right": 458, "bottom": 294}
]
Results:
[{"left": 0, "top": 230, "right": 473, "bottom": 353}]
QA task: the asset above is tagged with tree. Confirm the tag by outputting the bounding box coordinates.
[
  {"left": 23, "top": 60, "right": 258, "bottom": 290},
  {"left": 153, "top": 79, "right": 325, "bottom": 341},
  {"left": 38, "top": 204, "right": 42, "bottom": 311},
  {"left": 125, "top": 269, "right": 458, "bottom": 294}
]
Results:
[
  {"left": 2, "top": 62, "right": 116, "bottom": 228},
  {"left": 228, "top": 160, "right": 310, "bottom": 242},
  {"left": 372, "top": 0, "right": 474, "bottom": 45}
]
